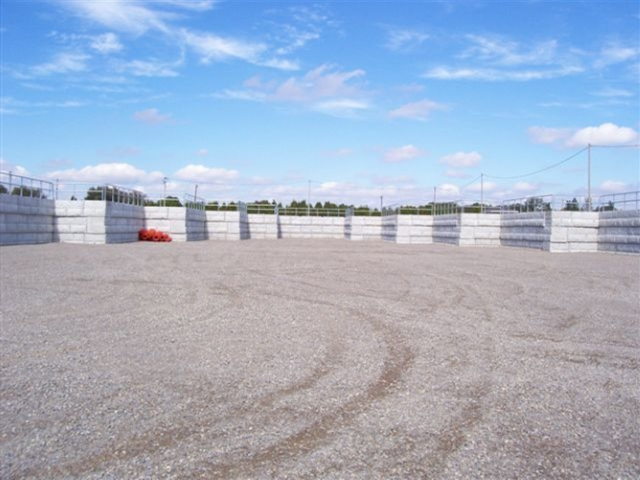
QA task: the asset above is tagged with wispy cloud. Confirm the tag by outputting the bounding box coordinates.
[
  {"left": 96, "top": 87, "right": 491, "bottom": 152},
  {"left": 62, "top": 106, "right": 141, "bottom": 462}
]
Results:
[
  {"left": 90, "top": 32, "right": 123, "bottom": 54},
  {"left": 383, "top": 145, "right": 426, "bottom": 163},
  {"left": 219, "top": 64, "right": 371, "bottom": 116},
  {"left": 439, "top": 151, "right": 482, "bottom": 168},
  {"left": 181, "top": 30, "right": 266, "bottom": 64},
  {"left": 423, "top": 33, "right": 584, "bottom": 82},
  {"left": 31, "top": 52, "right": 90, "bottom": 76},
  {"left": 424, "top": 65, "right": 583, "bottom": 81},
  {"left": 389, "top": 99, "right": 448, "bottom": 121},
  {"left": 120, "top": 58, "right": 181, "bottom": 77},
  {"left": 460, "top": 35, "right": 560, "bottom": 66},
  {"left": 385, "top": 28, "right": 429, "bottom": 51},
  {"left": 594, "top": 43, "right": 640, "bottom": 68},
  {"left": 592, "top": 87, "right": 634, "bottom": 98},
  {"left": 133, "top": 108, "right": 174, "bottom": 125}
]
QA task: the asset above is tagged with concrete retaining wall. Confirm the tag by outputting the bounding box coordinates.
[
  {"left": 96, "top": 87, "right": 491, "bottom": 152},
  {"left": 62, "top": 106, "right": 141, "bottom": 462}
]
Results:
[
  {"left": 347, "top": 216, "right": 382, "bottom": 241},
  {"left": 2, "top": 197, "right": 639, "bottom": 254},
  {"left": 55, "top": 201, "right": 145, "bottom": 244},
  {"left": 433, "top": 214, "right": 460, "bottom": 246},
  {"left": 598, "top": 210, "right": 640, "bottom": 254},
  {"left": 278, "top": 216, "right": 345, "bottom": 239},
  {"left": 382, "top": 215, "right": 433, "bottom": 244},
  {"left": 459, "top": 214, "right": 501, "bottom": 247},
  {"left": 247, "top": 214, "right": 278, "bottom": 239},
  {"left": 0, "top": 194, "right": 54, "bottom": 245},
  {"left": 500, "top": 212, "right": 547, "bottom": 250},
  {"left": 206, "top": 211, "right": 248, "bottom": 241},
  {"left": 544, "top": 212, "right": 599, "bottom": 253}
]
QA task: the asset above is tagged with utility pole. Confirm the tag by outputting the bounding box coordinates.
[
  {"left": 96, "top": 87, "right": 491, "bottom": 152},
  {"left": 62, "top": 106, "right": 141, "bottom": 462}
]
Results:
[
  {"left": 380, "top": 195, "right": 383, "bottom": 213},
  {"left": 433, "top": 186, "right": 437, "bottom": 215},
  {"left": 587, "top": 143, "right": 592, "bottom": 211},
  {"left": 194, "top": 184, "right": 198, "bottom": 199},
  {"left": 480, "top": 173, "right": 484, "bottom": 213},
  {"left": 307, "top": 179, "right": 311, "bottom": 216}
]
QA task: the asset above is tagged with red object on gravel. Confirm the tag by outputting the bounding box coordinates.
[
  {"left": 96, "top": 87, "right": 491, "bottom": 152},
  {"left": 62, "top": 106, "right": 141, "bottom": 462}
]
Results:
[{"left": 138, "top": 228, "right": 172, "bottom": 242}]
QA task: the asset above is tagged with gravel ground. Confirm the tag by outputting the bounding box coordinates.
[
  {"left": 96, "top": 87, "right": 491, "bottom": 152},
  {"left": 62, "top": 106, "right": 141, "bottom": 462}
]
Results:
[{"left": 1, "top": 240, "right": 638, "bottom": 479}]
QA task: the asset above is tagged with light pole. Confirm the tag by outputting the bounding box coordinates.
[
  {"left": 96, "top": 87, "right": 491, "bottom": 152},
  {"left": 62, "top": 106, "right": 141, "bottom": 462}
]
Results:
[
  {"left": 308, "top": 179, "right": 311, "bottom": 216},
  {"left": 480, "top": 173, "right": 484, "bottom": 213},
  {"left": 162, "top": 177, "right": 168, "bottom": 206}
]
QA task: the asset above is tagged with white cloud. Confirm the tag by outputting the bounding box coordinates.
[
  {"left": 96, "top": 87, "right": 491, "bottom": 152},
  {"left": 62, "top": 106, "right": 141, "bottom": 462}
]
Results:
[
  {"left": 173, "top": 164, "right": 239, "bottom": 182},
  {"left": 196, "top": 149, "right": 209, "bottom": 157},
  {"left": 388, "top": 99, "right": 448, "bottom": 121},
  {"left": 444, "top": 170, "right": 472, "bottom": 179},
  {"left": 466, "top": 181, "right": 498, "bottom": 193},
  {"left": 47, "top": 162, "right": 164, "bottom": 184},
  {"left": 90, "top": 32, "right": 123, "bottom": 54},
  {"left": 599, "top": 180, "right": 632, "bottom": 194},
  {"left": 31, "top": 52, "right": 90, "bottom": 76},
  {"left": 439, "top": 151, "right": 482, "bottom": 168},
  {"left": 273, "top": 65, "right": 366, "bottom": 103},
  {"left": 530, "top": 123, "right": 639, "bottom": 148},
  {"left": 528, "top": 126, "right": 573, "bottom": 145},
  {"left": 0, "top": 158, "right": 29, "bottom": 176},
  {"left": 383, "top": 145, "right": 425, "bottom": 163},
  {"left": 437, "top": 183, "right": 461, "bottom": 198},
  {"left": 133, "top": 108, "right": 174, "bottom": 125},
  {"left": 322, "top": 148, "right": 354, "bottom": 158},
  {"left": 512, "top": 181, "right": 540, "bottom": 194},
  {"left": 567, "top": 123, "right": 639, "bottom": 148}
]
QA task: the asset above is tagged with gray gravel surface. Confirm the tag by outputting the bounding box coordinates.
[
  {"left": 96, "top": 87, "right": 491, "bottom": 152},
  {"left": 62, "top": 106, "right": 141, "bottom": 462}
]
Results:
[{"left": 1, "top": 240, "right": 639, "bottom": 479}]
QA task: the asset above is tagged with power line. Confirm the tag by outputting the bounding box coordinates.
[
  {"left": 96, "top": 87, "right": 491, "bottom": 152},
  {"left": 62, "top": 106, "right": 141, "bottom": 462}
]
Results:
[{"left": 484, "top": 146, "right": 589, "bottom": 180}]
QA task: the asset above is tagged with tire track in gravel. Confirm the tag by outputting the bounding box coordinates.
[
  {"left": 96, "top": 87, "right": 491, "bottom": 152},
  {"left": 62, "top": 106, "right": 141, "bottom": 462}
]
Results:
[
  {"left": 198, "top": 293, "right": 415, "bottom": 478},
  {"left": 17, "top": 290, "right": 351, "bottom": 479}
]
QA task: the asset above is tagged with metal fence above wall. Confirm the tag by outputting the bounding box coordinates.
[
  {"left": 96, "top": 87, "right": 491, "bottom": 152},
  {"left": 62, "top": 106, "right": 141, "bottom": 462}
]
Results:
[{"left": 0, "top": 171, "right": 54, "bottom": 199}]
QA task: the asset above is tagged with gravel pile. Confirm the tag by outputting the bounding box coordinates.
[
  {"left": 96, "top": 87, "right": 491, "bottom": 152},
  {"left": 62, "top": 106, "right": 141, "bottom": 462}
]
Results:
[{"left": 1, "top": 240, "right": 638, "bottom": 478}]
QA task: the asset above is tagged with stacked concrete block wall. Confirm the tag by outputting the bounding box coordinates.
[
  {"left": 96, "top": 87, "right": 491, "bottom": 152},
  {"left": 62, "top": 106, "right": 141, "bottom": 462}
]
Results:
[
  {"left": 104, "top": 203, "right": 145, "bottom": 243},
  {"left": 278, "top": 216, "right": 345, "bottom": 239},
  {"left": 381, "top": 215, "right": 398, "bottom": 242},
  {"left": 347, "top": 216, "right": 382, "bottom": 241},
  {"left": 206, "top": 211, "right": 246, "bottom": 240},
  {"left": 247, "top": 214, "right": 278, "bottom": 239},
  {"left": 598, "top": 210, "right": 640, "bottom": 254},
  {"left": 55, "top": 201, "right": 144, "bottom": 244},
  {"left": 0, "top": 194, "right": 54, "bottom": 245},
  {"left": 54, "top": 201, "right": 108, "bottom": 244},
  {"left": 185, "top": 208, "right": 207, "bottom": 241},
  {"left": 544, "top": 212, "right": 599, "bottom": 253},
  {"left": 382, "top": 215, "right": 433, "bottom": 244},
  {"left": 433, "top": 214, "right": 460, "bottom": 246},
  {"left": 459, "top": 214, "right": 501, "bottom": 247},
  {"left": 144, "top": 206, "right": 187, "bottom": 242},
  {"left": 500, "top": 212, "right": 547, "bottom": 250}
]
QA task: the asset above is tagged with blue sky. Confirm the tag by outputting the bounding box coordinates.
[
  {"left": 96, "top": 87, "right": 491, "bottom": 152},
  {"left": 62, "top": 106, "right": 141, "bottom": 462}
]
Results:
[{"left": 1, "top": 0, "right": 639, "bottom": 206}]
